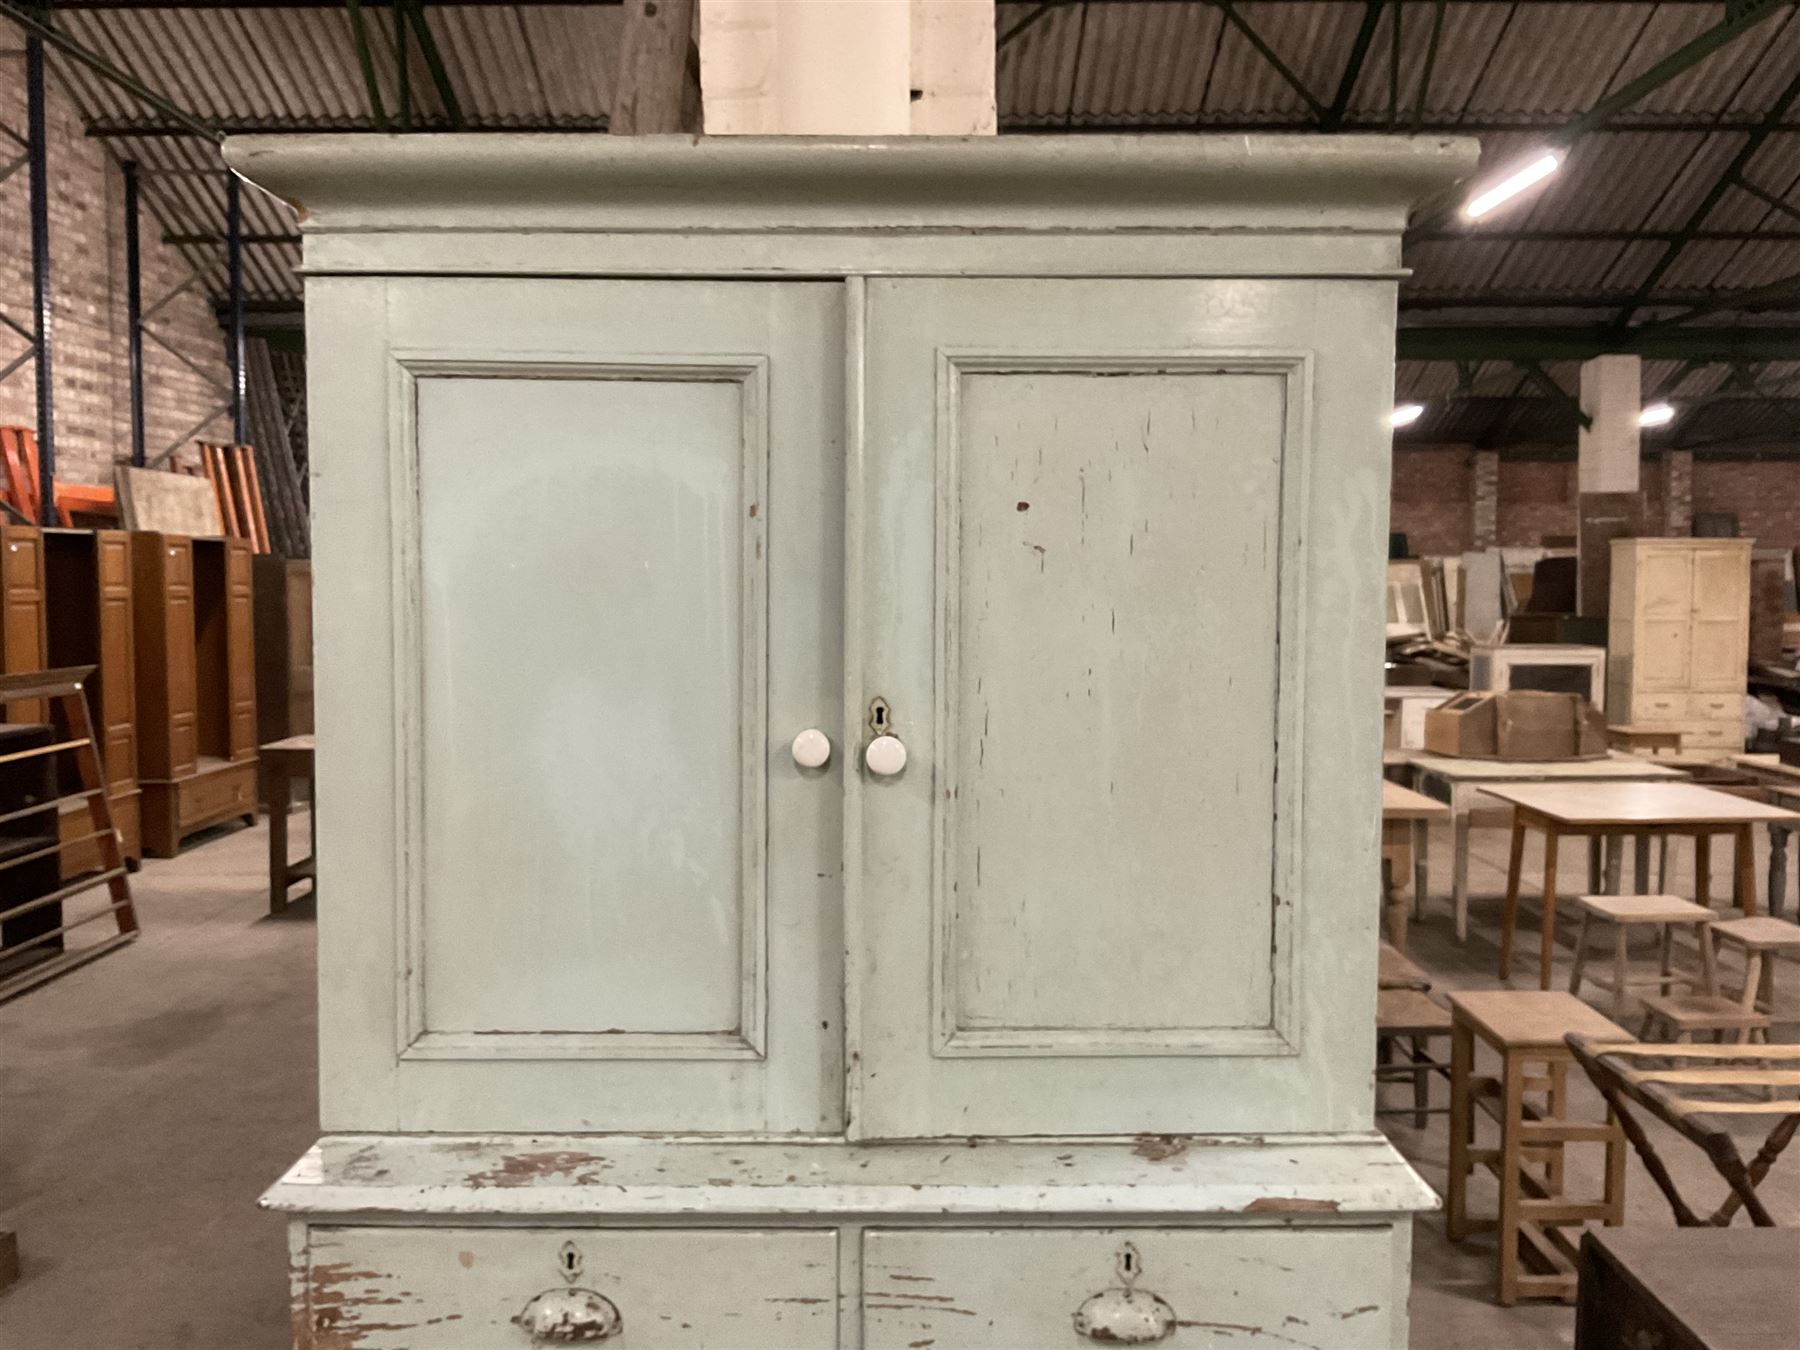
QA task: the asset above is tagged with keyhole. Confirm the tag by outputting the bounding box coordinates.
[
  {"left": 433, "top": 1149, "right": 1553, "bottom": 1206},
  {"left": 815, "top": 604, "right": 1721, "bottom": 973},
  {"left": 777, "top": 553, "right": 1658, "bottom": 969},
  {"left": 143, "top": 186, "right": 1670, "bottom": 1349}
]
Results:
[
  {"left": 875, "top": 706, "right": 887, "bottom": 728},
  {"left": 1122, "top": 1249, "right": 1137, "bottom": 1276},
  {"left": 558, "top": 1241, "right": 583, "bottom": 1282}
]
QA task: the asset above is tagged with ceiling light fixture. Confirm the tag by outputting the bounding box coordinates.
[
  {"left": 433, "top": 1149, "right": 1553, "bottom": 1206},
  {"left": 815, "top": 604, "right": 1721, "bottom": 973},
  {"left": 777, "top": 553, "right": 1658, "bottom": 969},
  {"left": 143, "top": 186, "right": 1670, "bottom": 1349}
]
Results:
[
  {"left": 1390, "top": 403, "right": 1425, "bottom": 429},
  {"left": 1639, "top": 402, "right": 1676, "bottom": 428},
  {"left": 1463, "top": 151, "right": 1562, "bottom": 220}
]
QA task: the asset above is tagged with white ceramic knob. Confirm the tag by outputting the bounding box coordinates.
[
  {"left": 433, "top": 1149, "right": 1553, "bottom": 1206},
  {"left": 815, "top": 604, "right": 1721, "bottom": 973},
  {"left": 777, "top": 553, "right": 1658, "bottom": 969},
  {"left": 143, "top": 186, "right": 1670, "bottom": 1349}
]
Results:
[
  {"left": 791, "top": 728, "right": 831, "bottom": 769},
  {"left": 864, "top": 735, "right": 907, "bottom": 777}
]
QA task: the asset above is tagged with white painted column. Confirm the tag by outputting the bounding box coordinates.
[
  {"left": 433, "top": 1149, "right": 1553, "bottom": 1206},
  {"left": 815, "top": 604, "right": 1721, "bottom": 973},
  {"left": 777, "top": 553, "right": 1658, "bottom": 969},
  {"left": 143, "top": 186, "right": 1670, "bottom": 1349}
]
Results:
[
  {"left": 1578, "top": 354, "right": 1642, "bottom": 494},
  {"left": 1576, "top": 354, "right": 1644, "bottom": 616},
  {"left": 700, "top": 0, "right": 995, "bottom": 135}
]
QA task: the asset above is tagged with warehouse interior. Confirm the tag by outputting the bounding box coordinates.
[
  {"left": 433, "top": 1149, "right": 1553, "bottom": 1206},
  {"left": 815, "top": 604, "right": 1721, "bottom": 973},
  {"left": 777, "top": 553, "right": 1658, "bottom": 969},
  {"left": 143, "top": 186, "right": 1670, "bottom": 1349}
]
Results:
[{"left": 0, "top": 3, "right": 1798, "bottom": 1349}]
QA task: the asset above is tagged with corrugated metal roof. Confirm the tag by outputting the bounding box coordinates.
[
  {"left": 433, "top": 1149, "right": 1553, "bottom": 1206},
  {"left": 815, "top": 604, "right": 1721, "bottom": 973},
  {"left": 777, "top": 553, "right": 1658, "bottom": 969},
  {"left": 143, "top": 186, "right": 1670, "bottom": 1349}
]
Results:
[{"left": 19, "top": 0, "right": 1800, "bottom": 446}]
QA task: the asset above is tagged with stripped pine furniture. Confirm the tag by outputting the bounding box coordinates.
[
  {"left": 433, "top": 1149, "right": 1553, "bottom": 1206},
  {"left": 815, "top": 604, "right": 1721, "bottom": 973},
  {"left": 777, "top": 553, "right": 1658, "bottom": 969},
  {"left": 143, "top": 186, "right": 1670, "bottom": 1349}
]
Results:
[
  {"left": 1639, "top": 916, "right": 1800, "bottom": 1044},
  {"left": 1381, "top": 779, "right": 1448, "bottom": 952},
  {"left": 1486, "top": 782, "right": 1800, "bottom": 990},
  {"left": 1407, "top": 752, "right": 1685, "bottom": 942},
  {"left": 1567, "top": 893, "right": 1718, "bottom": 1020},
  {"left": 1448, "top": 991, "right": 1629, "bottom": 1306},
  {"left": 232, "top": 132, "right": 1473, "bottom": 1348},
  {"left": 1729, "top": 753, "right": 1800, "bottom": 916},
  {"left": 1379, "top": 940, "right": 1431, "bottom": 992},
  {"left": 0, "top": 667, "right": 138, "bottom": 1002},
  {"left": 1377, "top": 988, "right": 1452, "bottom": 1130},
  {"left": 1608, "top": 538, "right": 1752, "bottom": 762},
  {"left": 261, "top": 734, "right": 315, "bottom": 915},
  {"left": 1567, "top": 1037, "right": 1800, "bottom": 1229}
]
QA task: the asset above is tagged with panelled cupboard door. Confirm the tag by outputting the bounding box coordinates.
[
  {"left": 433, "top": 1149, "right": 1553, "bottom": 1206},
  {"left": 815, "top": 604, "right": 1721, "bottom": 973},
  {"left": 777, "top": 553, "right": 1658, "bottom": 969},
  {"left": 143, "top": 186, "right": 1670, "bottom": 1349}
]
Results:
[
  {"left": 1689, "top": 544, "right": 1750, "bottom": 691},
  {"left": 851, "top": 278, "right": 1392, "bottom": 1139},
  {"left": 311, "top": 277, "right": 845, "bottom": 1132}
]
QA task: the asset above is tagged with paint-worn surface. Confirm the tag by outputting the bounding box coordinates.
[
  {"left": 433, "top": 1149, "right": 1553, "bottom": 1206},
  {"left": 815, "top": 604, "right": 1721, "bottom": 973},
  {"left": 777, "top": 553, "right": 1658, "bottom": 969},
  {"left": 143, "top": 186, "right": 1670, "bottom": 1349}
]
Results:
[
  {"left": 304, "top": 277, "right": 845, "bottom": 1135},
  {"left": 226, "top": 134, "right": 1477, "bottom": 1349},
  {"left": 853, "top": 277, "right": 1396, "bottom": 1139},
  {"left": 303, "top": 1226, "right": 837, "bottom": 1349},
  {"left": 265, "top": 1134, "right": 1438, "bottom": 1220},
  {"left": 862, "top": 1228, "right": 1394, "bottom": 1349}
]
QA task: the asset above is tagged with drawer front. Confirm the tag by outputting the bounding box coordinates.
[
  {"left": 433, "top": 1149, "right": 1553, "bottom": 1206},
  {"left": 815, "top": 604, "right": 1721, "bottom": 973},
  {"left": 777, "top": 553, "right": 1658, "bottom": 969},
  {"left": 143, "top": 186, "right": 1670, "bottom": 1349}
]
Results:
[
  {"left": 177, "top": 762, "right": 256, "bottom": 827},
  {"left": 305, "top": 1226, "right": 837, "bottom": 1349},
  {"left": 862, "top": 1227, "right": 1396, "bottom": 1349},
  {"left": 1633, "top": 691, "right": 1685, "bottom": 722},
  {"left": 1688, "top": 693, "right": 1739, "bottom": 721}
]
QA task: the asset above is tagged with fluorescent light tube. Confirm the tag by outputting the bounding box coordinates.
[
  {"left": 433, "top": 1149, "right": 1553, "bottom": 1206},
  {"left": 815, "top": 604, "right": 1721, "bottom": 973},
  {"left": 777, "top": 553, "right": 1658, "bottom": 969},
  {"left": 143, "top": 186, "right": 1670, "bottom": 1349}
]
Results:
[
  {"left": 1390, "top": 403, "right": 1425, "bottom": 428},
  {"left": 1639, "top": 402, "right": 1675, "bottom": 428},
  {"left": 1463, "top": 152, "right": 1562, "bottom": 220}
]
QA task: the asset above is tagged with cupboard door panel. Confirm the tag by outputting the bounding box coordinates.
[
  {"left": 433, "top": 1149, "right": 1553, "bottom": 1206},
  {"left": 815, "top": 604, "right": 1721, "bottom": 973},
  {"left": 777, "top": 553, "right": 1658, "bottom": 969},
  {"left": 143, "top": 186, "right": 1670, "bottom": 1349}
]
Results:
[
  {"left": 854, "top": 277, "right": 1392, "bottom": 1139},
  {"left": 314, "top": 277, "right": 844, "bottom": 1133},
  {"left": 96, "top": 532, "right": 137, "bottom": 791},
  {"left": 225, "top": 540, "right": 258, "bottom": 758},
  {"left": 946, "top": 368, "right": 1280, "bottom": 1042},
  {"left": 416, "top": 373, "right": 755, "bottom": 1042},
  {"left": 1690, "top": 545, "right": 1749, "bottom": 691},
  {"left": 1, "top": 526, "right": 47, "bottom": 724}
]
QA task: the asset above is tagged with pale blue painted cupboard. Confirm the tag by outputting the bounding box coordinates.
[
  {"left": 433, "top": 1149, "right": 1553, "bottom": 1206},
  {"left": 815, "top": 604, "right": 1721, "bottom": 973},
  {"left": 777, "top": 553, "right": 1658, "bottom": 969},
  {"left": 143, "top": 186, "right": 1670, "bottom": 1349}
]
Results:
[{"left": 229, "top": 133, "right": 1475, "bottom": 1349}]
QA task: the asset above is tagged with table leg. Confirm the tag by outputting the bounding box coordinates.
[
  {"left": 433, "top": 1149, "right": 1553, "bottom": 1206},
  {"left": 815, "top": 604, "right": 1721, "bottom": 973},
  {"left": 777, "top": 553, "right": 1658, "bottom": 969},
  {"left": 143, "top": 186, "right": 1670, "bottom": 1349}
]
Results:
[
  {"left": 1696, "top": 832, "right": 1712, "bottom": 910},
  {"left": 1453, "top": 807, "right": 1472, "bottom": 944},
  {"left": 1497, "top": 1050, "right": 1526, "bottom": 1306},
  {"left": 267, "top": 769, "right": 290, "bottom": 916},
  {"left": 1500, "top": 815, "right": 1528, "bottom": 982},
  {"left": 1735, "top": 822, "right": 1756, "bottom": 917},
  {"left": 1412, "top": 818, "right": 1427, "bottom": 922},
  {"left": 1769, "top": 824, "right": 1790, "bottom": 920},
  {"left": 1540, "top": 828, "right": 1562, "bottom": 992},
  {"left": 1447, "top": 1018, "right": 1474, "bottom": 1241},
  {"left": 1604, "top": 835, "right": 1624, "bottom": 896},
  {"left": 1634, "top": 834, "right": 1651, "bottom": 896},
  {"left": 1587, "top": 836, "right": 1602, "bottom": 895}
]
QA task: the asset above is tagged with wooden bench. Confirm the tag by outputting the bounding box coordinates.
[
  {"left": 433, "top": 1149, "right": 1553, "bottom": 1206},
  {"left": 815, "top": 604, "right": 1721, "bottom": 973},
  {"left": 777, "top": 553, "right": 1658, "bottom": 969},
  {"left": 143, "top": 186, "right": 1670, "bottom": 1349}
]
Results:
[
  {"left": 1377, "top": 988, "right": 1452, "bottom": 1129},
  {"left": 1568, "top": 893, "right": 1717, "bottom": 1019}
]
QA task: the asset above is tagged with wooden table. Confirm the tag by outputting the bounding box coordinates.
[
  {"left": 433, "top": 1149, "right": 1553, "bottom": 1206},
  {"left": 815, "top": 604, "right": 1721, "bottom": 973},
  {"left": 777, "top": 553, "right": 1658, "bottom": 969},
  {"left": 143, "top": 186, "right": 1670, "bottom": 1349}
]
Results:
[
  {"left": 1485, "top": 782, "right": 1800, "bottom": 989},
  {"left": 261, "top": 735, "right": 315, "bottom": 915},
  {"left": 1731, "top": 753, "right": 1800, "bottom": 917},
  {"left": 1576, "top": 1228, "right": 1800, "bottom": 1350},
  {"left": 1382, "top": 780, "right": 1449, "bottom": 952},
  {"left": 1407, "top": 753, "right": 1687, "bottom": 942}
]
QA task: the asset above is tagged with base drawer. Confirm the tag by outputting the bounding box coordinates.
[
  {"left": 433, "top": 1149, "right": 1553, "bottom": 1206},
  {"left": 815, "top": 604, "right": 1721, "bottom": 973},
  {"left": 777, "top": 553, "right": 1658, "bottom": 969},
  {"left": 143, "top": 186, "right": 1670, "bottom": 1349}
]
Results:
[
  {"left": 302, "top": 1225, "right": 837, "bottom": 1349},
  {"left": 862, "top": 1226, "right": 1397, "bottom": 1349}
]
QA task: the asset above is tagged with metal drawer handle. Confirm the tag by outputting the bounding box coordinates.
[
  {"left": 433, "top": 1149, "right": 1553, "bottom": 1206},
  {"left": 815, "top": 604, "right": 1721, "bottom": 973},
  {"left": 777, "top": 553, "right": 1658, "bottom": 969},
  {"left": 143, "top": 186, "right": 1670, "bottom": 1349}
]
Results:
[
  {"left": 1072, "top": 1243, "right": 1176, "bottom": 1346},
  {"left": 515, "top": 1287, "right": 621, "bottom": 1343}
]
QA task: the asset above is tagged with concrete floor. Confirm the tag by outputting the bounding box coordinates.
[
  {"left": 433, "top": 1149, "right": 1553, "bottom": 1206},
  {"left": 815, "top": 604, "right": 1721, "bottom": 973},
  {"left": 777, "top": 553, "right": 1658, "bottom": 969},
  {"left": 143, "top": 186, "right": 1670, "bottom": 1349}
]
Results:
[{"left": 0, "top": 808, "right": 1795, "bottom": 1349}]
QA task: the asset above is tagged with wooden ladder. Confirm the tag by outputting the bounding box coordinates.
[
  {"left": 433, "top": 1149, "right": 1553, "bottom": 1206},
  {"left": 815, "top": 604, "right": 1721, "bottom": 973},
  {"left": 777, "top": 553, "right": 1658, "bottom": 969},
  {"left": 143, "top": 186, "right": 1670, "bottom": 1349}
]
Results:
[{"left": 0, "top": 666, "right": 139, "bottom": 1002}]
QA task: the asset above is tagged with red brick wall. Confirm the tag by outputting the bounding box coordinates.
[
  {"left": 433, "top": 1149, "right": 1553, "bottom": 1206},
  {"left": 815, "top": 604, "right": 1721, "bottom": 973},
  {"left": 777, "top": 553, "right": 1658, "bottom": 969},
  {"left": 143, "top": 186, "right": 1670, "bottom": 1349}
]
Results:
[
  {"left": 1694, "top": 460, "right": 1800, "bottom": 549},
  {"left": 1390, "top": 445, "right": 1473, "bottom": 554},
  {"left": 1391, "top": 444, "right": 1798, "bottom": 553},
  {"left": 0, "top": 64, "right": 230, "bottom": 486}
]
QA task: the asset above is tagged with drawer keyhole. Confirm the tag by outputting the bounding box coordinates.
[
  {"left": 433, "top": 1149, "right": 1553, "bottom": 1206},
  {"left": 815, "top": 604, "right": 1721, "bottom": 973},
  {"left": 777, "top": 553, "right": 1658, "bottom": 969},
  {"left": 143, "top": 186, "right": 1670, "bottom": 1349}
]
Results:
[{"left": 558, "top": 1241, "right": 583, "bottom": 1282}]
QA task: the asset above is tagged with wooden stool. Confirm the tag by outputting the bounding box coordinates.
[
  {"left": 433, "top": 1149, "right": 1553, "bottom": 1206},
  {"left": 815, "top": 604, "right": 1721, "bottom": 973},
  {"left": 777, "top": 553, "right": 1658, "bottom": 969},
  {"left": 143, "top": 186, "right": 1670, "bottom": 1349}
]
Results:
[
  {"left": 1448, "top": 991, "right": 1630, "bottom": 1306},
  {"left": 1377, "top": 989, "right": 1452, "bottom": 1129},
  {"left": 1638, "top": 918, "right": 1789, "bottom": 1044},
  {"left": 1568, "top": 894, "right": 1718, "bottom": 1019},
  {"left": 1711, "top": 916, "right": 1800, "bottom": 1026}
]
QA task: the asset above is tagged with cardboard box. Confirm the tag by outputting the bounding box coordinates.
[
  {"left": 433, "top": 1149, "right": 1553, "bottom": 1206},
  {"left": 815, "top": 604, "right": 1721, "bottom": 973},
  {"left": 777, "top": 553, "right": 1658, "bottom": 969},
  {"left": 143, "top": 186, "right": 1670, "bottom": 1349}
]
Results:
[{"left": 1424, "top": 691, "right": 1606, "bottom": 761}]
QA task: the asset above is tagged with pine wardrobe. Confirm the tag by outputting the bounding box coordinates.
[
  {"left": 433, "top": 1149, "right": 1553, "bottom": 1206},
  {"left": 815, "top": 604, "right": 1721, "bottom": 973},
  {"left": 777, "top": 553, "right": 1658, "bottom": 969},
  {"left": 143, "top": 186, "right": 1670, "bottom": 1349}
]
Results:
[{"left": 232, "top": 133, "right": 1473, "bottom": 1349}]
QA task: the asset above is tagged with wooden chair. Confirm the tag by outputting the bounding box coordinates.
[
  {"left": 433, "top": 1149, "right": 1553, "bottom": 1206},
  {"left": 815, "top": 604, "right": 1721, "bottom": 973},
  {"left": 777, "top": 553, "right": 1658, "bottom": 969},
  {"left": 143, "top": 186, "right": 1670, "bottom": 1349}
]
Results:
[
  {"left": 1377, "top": 988, "right": 1452, "bottom": 1129},
  {"left": 1567, "top": 893, "right": 1717, "bottom": 1019}
]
